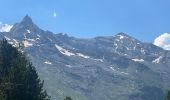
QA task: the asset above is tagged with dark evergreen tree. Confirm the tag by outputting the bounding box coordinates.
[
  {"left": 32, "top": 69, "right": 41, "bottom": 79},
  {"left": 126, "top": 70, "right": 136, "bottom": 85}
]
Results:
[
  {"left": 64, "top": 96, "right": 72, "bottom": 100},
  {"left": 166, "top": 91, "right": 170, "bottom": 100},
  {"left": 0, "top": 39, "right": 50, "bottom": 100}
]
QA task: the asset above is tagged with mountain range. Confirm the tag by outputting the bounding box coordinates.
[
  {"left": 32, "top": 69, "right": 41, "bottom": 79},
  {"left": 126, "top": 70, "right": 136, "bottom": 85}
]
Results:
[{"left": 0, "top": 15, "right": 170, "bottom": 100}]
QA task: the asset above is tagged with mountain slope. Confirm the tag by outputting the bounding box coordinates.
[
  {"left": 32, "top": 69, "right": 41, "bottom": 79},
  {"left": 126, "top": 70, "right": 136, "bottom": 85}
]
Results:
[{"left": 0, "top": 15, "right": 170, "bottom": 100}]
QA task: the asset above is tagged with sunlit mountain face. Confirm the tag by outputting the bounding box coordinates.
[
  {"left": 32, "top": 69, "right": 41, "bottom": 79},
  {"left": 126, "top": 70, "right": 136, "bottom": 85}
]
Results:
[{"left": 0, "top": 15, "right": 170, "bottom": 100}]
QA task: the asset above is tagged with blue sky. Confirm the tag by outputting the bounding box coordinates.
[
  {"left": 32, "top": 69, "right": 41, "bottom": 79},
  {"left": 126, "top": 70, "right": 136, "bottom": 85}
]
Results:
[{"left": 0, "top": 0, "right": 170, "bottom": 42}]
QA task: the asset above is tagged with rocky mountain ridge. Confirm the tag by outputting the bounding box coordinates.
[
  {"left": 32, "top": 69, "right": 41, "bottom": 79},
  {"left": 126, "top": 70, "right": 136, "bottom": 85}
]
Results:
[{"left": 0, "top": 15, "right": 170, "bottom": 100}]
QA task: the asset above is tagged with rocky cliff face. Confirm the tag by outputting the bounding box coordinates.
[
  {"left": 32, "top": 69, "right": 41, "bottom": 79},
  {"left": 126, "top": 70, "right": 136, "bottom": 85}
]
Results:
[{"left": 0, "top": 15, "right": 170, "bottom": 100}]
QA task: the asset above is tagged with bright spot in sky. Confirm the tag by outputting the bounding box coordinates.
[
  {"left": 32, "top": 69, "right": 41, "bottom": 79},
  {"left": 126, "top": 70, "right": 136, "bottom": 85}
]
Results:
[{"left": 53, "top": 12, "right": 57, "bottom": 18}]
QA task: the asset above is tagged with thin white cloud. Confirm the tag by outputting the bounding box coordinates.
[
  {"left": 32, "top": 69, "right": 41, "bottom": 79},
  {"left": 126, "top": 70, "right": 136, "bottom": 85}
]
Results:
[
  {"left": 53, "top": 12, "right": 57, "bottom": 18},
  {"left": 154, "top": 33, "right": 170, "bottom": 50},
  {"left": 0, "top": 23, "right": 13, "bottom": 32}
]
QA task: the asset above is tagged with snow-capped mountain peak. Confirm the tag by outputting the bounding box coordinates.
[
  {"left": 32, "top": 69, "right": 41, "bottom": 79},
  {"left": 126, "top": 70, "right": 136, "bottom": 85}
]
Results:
[
  {"left": 0, "top": 16, "right": 169, "bottom": 100},
  {"left": 10, "top": 15, "right": 40, "bottom": 35},
  {"left": 114, "top": 32, "right": 140, "bottom": 42}
]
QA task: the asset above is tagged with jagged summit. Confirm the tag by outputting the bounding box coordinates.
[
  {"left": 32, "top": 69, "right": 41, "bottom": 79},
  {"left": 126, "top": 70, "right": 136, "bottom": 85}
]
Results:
[
  {"left": 115, "top": 32, "right": 134, "bottom": 39},
  {"left": 10, "top": 15, "right": 40, "bottom": 34},
  {"left": 116, "top": 32, "right": 128, "bottom": 36},
  {"left": 21, "top": 14, "right": 33, "bottom": 25},
  {"left": 23, "top": 15, "right": 32, "bottom": 21},
  {"left": 114, "top": 32, "right": 141, "bottom": 44}
]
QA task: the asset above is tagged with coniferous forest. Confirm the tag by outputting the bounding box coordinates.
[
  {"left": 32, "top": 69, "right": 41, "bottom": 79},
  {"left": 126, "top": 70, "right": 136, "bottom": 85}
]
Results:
[{"left": 0, "top": 39, "right": 50, "bottom": 100}]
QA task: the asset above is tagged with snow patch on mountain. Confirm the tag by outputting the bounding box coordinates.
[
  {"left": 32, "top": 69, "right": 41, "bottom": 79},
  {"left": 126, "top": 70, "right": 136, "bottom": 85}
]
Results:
[
  {"left": 93, "top": 58, "right": 103, "bottom": 62},
  {"left": 117, "top": 35, "right": 125, "bottom": 39},
  {"left": 141, "top": 48, "right": 146, "bottom": 54},
  {"left": 27, "top": 29, "right": 31, "bottom": 33},
  {"left": 54, "top": 44, "right": 104, "bottom": 62},
  {"left": 37, "top": 35, "right": 41, "bottom": 37},
  {"left": 13, "top": 39, "right": 19, "bottom": 44},
  {"left": 154, "top": 33, "right": 170, "bottom": 50},
  {"left": 44, "top": 61, "right": 52, "bottom": 65},
  {"left": 4, "top": 36, "right": 11, "bottom": 41},
  {"left": 7, "top": 39, "right": 19, "bottom": 47},
  {"left": 27, "top": 38, "right": 36, "bottom": 42},
  {"left": 22, "top": 40, "right": 33, "bottom": 47},
  {"left": 55, "top": 44, "right": 75, "bottom": 56},
  {"left": 76, "top": 53, "right": 90, "bottom": 58},
  {"left": 65, "top": 64, "right": 72, "bottom": 68},
  {"left": 132, "top": 58, "right": 144, "bottom": 62},
  {"left": 152, "top": 56, "right": 163, "bottom": 64}
]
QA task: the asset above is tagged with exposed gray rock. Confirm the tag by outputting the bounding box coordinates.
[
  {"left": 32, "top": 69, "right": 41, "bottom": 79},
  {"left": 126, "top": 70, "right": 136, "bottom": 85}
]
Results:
[{"left": 0, "top": 15, "right": 170, "bottom": 100}]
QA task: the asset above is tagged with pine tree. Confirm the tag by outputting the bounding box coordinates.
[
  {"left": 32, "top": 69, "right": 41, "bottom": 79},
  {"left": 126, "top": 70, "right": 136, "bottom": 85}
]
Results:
[
  {"left": 166, "top": 91, "right": 170, "bottom": 100},
  {"left": 64, "top": 96, "right": 72, "bottom": 100},
  {"left": 0, "top": 39, "right": 50, "bottom": 100},
  {"left": 0, "top": 90, "right": 6, "bottom": 100}
]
